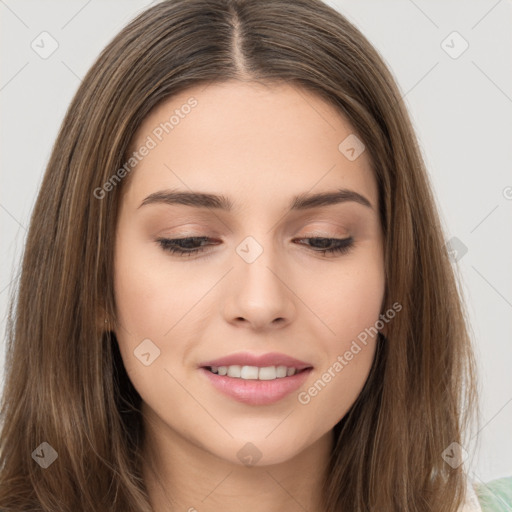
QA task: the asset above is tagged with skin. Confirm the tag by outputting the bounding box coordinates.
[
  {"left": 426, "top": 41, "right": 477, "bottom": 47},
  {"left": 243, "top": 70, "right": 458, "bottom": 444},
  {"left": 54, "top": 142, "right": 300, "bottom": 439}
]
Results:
[{"left": 113, "top": 80, "right": 386, "bottom": 512}]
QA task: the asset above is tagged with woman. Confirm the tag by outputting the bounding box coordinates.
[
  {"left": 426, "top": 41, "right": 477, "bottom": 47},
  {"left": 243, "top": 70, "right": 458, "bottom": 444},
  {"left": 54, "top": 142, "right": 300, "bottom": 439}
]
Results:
[{"left": 0, "top": 0, "right": 510, "bottom": 510}]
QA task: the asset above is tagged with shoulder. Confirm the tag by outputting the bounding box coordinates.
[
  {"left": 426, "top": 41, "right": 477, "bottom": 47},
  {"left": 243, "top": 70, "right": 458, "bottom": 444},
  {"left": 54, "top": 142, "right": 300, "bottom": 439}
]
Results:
[{"left": 473, "top": 476, "right": 512, "bottom": 511}]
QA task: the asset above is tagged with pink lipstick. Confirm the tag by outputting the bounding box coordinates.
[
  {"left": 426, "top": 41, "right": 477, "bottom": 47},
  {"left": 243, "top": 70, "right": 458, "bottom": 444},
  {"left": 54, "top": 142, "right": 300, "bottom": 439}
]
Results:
[{"left": 198, "top": 352, "right": 313, "bottom": 406}]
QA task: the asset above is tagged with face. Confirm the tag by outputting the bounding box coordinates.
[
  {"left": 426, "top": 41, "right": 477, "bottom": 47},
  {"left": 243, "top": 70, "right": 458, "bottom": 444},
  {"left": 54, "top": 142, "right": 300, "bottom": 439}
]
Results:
[{"left": 113, "top": 80, "right": 385, "bottom": 467}]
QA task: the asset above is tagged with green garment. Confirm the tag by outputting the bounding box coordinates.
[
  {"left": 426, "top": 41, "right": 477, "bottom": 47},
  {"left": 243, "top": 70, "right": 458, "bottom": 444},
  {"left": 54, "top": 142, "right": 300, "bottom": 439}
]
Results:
[{"left": 475, "top": 476, "right": 512, "bottom": 511}]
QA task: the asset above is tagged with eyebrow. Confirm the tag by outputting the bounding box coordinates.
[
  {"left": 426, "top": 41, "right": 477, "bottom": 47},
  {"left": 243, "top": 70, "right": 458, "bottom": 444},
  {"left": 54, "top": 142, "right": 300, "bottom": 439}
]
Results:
[{"left": 138, "top": 187, "right": 373, "bottom": 211}]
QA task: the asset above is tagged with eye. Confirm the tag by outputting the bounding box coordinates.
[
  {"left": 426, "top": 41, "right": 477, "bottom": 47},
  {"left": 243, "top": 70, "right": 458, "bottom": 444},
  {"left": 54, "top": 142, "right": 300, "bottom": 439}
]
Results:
[
  {"left": 293, "top": 236, "right": 354, "bottom": 256},
  {"left": 156, "top": 236, "right": 215, "bottom": 257},
  {"left": 156, "top": 236, "right": 354, "bottom": 257}
]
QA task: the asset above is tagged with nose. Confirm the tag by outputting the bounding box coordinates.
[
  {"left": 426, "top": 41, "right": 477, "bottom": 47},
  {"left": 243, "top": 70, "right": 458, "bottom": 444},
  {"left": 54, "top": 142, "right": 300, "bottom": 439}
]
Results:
[{"left": 222, "top": 242, "right": 296, "bottom": 331}]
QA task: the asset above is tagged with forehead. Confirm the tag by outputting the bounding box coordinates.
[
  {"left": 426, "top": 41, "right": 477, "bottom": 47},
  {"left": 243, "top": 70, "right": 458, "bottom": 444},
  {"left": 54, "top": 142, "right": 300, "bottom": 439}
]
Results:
[{"left": 121, "top": 80, "right": 377, "bottom": 212}]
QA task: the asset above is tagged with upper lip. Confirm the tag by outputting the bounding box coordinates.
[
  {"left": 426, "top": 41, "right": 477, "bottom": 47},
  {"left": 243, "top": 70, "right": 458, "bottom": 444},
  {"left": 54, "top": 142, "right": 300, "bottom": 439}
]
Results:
[{"left": 199, "top": 352, "right": 313, "bottom": 371}]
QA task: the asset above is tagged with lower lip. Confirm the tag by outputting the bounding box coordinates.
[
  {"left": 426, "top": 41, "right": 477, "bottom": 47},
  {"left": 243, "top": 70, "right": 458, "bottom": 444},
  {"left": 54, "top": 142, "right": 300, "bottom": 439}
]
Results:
[{"left": 199, "top": 367, "right": 313, "bottom": 406}]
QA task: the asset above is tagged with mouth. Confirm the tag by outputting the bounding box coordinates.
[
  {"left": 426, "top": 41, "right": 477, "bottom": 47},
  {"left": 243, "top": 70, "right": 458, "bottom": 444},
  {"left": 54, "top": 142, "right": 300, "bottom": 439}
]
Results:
[
  {"left": 202, "top": 364, "right": 311, "bottom": 380},
  {"left": 198, "top": 365, "right": 313, "bottom": 406}
]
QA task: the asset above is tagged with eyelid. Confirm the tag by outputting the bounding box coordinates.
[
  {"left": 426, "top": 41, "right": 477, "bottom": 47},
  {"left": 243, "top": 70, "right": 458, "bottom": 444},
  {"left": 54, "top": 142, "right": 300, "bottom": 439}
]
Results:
[
  {"left": 156, "top": 234, "right": 355, "bottom": 258},
  {"left": 300, "top": 229, "right": 348, "bottom": 237},
  {"left": 297, "top": 226, "right": 351, "bottom": 240}
]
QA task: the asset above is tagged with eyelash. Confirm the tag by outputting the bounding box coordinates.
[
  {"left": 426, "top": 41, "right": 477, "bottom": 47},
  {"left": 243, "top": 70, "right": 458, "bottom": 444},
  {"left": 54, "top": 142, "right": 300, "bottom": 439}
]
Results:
[{"left": 156, "top": 236, "right": 354, "bottom": 257}]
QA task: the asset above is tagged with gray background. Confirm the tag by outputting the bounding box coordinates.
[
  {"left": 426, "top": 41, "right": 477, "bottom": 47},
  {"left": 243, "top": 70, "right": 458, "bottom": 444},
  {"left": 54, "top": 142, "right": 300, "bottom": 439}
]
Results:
[{"left": 1, "top": 0, "right": 511, "bottom": 484}]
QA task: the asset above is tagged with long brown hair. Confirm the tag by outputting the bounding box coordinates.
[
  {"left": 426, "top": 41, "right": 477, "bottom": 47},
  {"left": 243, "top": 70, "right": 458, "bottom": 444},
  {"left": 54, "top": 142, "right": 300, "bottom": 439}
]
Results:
[{"left": 0, "top": 0, "right": 479, "bottom": 510}]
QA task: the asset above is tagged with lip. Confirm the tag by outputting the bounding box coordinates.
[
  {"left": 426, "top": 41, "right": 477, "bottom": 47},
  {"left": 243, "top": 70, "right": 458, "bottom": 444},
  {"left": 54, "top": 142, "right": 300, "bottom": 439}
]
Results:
[
  {"left": 199, "top": 366, "right": 313, "bottom": 405},
  {"left": 198, "top": 351, "right": 313, "bottom": 372}
]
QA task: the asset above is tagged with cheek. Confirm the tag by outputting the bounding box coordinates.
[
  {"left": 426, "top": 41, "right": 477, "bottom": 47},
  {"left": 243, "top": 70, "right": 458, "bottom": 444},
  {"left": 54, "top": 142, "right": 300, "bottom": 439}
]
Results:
[
  {"left": 113, "top": 238, "right": 165, "bottom": 340},
  {"left": 112, "top": 227, "right": 225, "bottom": 388},
  {"left": 296, "top": 340, "right": 377, "bottom": 434},
  {"left": 337, "top": 264, "right": 385, "bottom": 338},
  {"left": 295, "top": 249, "right": 384, "bottom": 418},
  {"left": 112, "top": 232, "right": 198, "bottom": 394},
  {"left": 305, "top": 246, "right": 385, "bottom": 344},
  {"left": 297, "top": 280, "right": 384, "bottom": 424},
  {"left": 113, "top": 230, "right": 208, "bottom": 340}
]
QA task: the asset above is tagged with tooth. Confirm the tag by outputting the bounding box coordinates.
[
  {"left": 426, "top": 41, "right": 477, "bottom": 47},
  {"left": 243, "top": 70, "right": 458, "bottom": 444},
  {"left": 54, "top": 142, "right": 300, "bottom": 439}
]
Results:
[
  {"left": 227, "top": 365, "right": 241, "bottom": 378},
  {"left": 258, "top": 366, "right": 277, "bottom": 380},
  {"left": 240, "top": 365, "right": 259, "bottom": 379},
  {"left": 212, "top": 364, "right": 300, "bottom": 379},
  {"left": 276, "top": 365, "right": 287, "bottom": 378}
]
